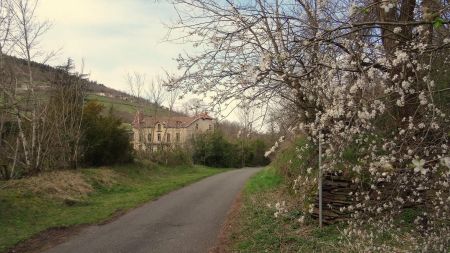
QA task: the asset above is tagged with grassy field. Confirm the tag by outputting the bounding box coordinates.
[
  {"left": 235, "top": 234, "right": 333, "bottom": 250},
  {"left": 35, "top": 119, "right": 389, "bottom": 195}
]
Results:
[
  {"left": 229, "top": 167, "right": 342, "bottom": 253},
  {"left": 0, "top": 163, "right": 225, "bottom": 252},
  {"left": 86, "top": 94, "right": 173, "bottom": 119}
]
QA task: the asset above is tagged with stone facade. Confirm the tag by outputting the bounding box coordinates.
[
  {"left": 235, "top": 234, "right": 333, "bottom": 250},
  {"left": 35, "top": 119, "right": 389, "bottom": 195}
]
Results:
[{"left": 132, "top": 112, "right": 215, "bottom": 151}]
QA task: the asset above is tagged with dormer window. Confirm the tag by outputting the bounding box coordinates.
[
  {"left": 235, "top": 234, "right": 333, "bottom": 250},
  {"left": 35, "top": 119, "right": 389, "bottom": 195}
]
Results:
[
  {"left": 176, "top": 121, "right": 181, "bottom": 128},
  {"left": 157, "top": 124, "right": 161, "bottom": 131}
]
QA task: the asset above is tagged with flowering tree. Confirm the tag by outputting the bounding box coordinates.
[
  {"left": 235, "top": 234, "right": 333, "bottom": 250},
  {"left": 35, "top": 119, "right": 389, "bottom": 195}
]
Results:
[{"left": 168, "top": 0, "right": 449, "bottom": 251}]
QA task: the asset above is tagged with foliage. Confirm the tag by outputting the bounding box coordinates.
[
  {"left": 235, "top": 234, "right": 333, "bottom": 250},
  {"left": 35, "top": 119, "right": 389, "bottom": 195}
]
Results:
[
  {"left": 191, "top": 131, "right": 270, "bottom": 168},
  {"left": 0, "top": 163, "right": 224, "bottom": 252},
  {"left": 145, "top": 147, "right": 193, "bottom": 167},
  {"left": 245, "top": 139, "right": 271, "bottom": 167},
  {"left": 81, "top": 101, "right": 133, "bottom": 166},
  {"left": 230, "top": 168, "right": 342, "bottom": 253},
  {"left": 170, "top": 0, "right": 450, "bottom": 250},
  {"left": 191, "top": 131, "right": 239, "bottom": 167}
]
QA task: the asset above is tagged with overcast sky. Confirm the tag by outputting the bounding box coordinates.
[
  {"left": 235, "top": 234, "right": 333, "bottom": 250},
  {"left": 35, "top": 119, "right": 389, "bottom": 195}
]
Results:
[
  {"left": 38, "top": 0, "right": 185, "bottom": 94},
  {"left": 35, "top": 0, "right": 250, "bottom": 125}
]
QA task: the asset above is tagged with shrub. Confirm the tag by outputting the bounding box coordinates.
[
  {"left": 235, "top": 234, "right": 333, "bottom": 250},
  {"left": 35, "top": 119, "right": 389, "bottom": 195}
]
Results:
[
  {"left": 191, "top": 131, "right": 270, "bottom": 168},
  {"left": 81, "top": 102, "right": 133, "bottom": 166},
  {"left": 148, "top": 147, "right": 193, "bottom": 167},
  {"left": 192, "top": 131, "right": 239, "bottom": 167}
]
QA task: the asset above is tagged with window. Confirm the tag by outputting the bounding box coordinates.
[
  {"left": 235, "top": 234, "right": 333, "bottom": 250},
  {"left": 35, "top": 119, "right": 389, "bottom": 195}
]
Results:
[
  {"left": 148, "top": 133, "right": 152, "bottom": 142},
  {"left": 176, "top": 133, "right": 180, "bottom": 142},
  {"left": 157, "top": 124, "right": 161, "bottom": 131},
  {"left": 195, "top": 123, "right": 199, "bottom": 130},
  {"left": 167, "top": 133, "right": 171, "bottom": 142},
  {"left": 157, "top": 133, "right": 161, "bottom": 142}
]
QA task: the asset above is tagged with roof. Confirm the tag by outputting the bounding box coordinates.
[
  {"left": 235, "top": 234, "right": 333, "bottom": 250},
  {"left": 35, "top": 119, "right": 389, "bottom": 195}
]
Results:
[{"left": 132, "top": 112, "right": 213, "bottom": 128}]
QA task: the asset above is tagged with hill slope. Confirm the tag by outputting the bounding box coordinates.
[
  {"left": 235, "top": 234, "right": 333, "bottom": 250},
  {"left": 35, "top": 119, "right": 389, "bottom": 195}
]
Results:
[{"left": 4, "top": 55, "right": 180, "bottom": 123}]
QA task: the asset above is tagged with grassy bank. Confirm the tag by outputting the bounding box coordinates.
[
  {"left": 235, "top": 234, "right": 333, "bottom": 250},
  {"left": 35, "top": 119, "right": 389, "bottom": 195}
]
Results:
[
  {"left": 0, "top": 163, "right": 224, "bottom": 252},
  {"left": 229, "top": 167, "right": 342, "bottom": 252}
]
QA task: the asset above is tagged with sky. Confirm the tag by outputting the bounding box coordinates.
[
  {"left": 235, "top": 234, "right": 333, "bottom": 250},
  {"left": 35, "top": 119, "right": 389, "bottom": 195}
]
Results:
[
  {"left": 37, "top": 0, "right": 189, "bottom": 104},
  {"left": 35, "top": 0, "right": 255, "bottom": 126}
]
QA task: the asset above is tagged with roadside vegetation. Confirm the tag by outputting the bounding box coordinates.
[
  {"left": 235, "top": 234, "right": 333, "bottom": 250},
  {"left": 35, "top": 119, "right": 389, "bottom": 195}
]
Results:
[
  {"left": 191, "top": 131, "right": 271, "bottom": 168},
  {"left": 0, "top": 162, "right": 224, "bottom": 252},
  {"left": 228, "top": 138, "right": 435, "bottom": 252},
  {"left": 168, "top": 0, "right": 449, "bottom": 251},
  {"left": 230, "top": 167, "right": 342, "bottom": 253}
]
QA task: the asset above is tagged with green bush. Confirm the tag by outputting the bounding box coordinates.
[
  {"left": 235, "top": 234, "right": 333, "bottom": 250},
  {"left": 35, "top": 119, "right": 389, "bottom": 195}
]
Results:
[
  {"left": 271, "top": 137, "right": 315, "bottom": 183},
  {"left": 246, "top": 139, "right": 271, "bottom": 167},
  {"left": 191, "top": 131, "right": 237, "bottom": 167},
  {"left": 81, "top": 101, "right": 133, "bottom": 166},
  {"left": 191, "top": 131, "right": 270, "bottom": 168}
]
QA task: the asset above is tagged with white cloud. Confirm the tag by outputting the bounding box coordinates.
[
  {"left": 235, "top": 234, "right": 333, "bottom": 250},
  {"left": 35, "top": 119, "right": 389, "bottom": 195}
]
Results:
[
  {"left": 34, "top": 0, "right": 241, "bottom": 123},
  {"left": 36, "top": 0, "right": 186, "bottom": 91}
]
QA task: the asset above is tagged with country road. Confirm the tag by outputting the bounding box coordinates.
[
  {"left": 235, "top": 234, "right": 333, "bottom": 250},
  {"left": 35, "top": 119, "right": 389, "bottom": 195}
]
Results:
[{"left": 43, "top": 167, "right": 263, "bottom": 253}]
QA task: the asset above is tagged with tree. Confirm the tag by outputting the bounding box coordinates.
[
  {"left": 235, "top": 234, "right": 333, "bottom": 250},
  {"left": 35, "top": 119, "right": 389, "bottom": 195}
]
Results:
[
  {"left": 46, "top": 58, "right": 86, "bottom": 169},
  {"left": 126, "top": 71, "right": 145, "bottom": 105},
  {"left": 237, "top": 102, "right": 256, "bottom": 167},
  {"left": 81, "top": 101, "right": 133, "bottom": 166},
  {"left": 168, "top": 0, "right": 449, "bottom": 250},
  {"left": 126, "top": 71, "right": 146, "bottom": 151},
  {"left": 182, "top": 98, "right": 206, "bottom": 116},
  {"left": 0, "top": 0, "right": 54, "bottom": 176}
]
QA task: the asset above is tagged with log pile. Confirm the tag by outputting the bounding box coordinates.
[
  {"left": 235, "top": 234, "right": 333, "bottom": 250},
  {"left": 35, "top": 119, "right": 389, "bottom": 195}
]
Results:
[{"left": 311, "top": 173, "right": 356, "bottom": 224}]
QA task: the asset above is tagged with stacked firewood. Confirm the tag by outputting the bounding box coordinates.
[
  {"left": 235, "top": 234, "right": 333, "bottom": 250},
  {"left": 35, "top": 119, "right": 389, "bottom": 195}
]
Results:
[{"left": 311, "top": 173, "right": 356, "bottom": 224}]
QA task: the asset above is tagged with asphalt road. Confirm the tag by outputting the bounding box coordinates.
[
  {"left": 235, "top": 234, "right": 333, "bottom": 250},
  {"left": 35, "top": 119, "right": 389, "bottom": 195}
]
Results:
[{"left": 44, "top": 167, "right": 262, "bottom": 253}]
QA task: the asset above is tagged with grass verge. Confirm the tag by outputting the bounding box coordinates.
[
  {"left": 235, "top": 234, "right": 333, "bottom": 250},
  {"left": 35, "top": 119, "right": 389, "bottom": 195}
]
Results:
[
  {"left": 229, "top": 167, "right": 342, "bottom": 253},
  {"left": 0, "top": 163, "right": 224, "bottom": 252}
]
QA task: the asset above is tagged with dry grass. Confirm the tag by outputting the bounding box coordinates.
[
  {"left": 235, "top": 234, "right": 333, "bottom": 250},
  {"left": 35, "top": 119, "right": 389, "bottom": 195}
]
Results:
[
  {"left": 85, "top": 168, "right": 119, "bottom": 187},
  {"left": 5, "top": 171, "right": 95, "bottom": 201}
]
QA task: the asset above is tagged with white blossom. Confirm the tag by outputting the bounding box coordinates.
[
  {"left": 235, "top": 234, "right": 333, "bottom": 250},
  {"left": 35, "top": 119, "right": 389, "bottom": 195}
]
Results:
[
  {"left": 440, "top": 157, "right": 450, "bottom": 168},
  {"left": 412, "top": 159, "right": 427, "bottom": 174}
]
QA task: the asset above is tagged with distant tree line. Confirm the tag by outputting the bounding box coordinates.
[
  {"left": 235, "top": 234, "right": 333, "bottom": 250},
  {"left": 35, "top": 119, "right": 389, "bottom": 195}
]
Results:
[{"left": 191, "top": 131, "right": 270, "bottom": 168}]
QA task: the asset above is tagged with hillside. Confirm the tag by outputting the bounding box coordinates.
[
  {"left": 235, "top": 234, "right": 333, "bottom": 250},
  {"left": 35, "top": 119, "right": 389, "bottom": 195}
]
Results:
[{"left": 4, "top": 55, "right": 179, "bottom": 123}]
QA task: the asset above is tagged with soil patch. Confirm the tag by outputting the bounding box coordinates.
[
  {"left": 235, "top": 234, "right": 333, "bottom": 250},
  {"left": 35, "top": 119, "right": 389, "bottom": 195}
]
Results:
[
  {"left": 7, "top": 226, "right": 86, "bottom": 253},
  {"left": 209, "top": 191, "right": 243, "bottom": 253}
]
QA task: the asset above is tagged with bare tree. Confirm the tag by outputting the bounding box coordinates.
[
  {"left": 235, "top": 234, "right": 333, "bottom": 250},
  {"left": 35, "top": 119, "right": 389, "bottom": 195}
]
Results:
[
  {"left": 126, "top": 71, "right": 145, "bottom": 106},
  {"left": 126, "top": 71, "right": 146, "bottom": 151},
  {"left": 5, "top": 0, "right": 51, "bottom": 174},
  {"left": 147, "top": 76, "right": 167, "bottom": 114},
  {"left": 0, "top": 0, "right": 16, "bottom": 178},
  {"left": 45, "top": 58, "right": 86, "bottom": 169},
  {"left": 146, "top": 77, "right": 167, "bottom": 151},
  {"left": 166, "top": 86, "right": 179, "bottom": 115},
  {"left": 182, "top": 98, "right": 206, "bottom": 116}
]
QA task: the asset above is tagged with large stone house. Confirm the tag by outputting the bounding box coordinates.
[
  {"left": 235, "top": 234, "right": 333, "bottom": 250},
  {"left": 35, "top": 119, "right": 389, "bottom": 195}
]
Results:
[{"left": 132, "top": 111, "right": 215, "bottom": 151}]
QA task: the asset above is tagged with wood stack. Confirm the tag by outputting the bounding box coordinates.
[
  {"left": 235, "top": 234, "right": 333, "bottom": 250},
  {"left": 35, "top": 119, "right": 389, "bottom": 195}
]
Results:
[{"left": 311, "top": 173, "right": 356, "bottom": 224}]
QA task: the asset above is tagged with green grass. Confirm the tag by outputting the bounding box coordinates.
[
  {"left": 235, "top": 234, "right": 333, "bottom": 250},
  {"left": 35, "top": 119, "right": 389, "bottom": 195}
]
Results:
[
  {"left": 86, "top": 94, "right": 169, "bottom": 116},
  {"left": 245, "top": 167, "right": 282, "bottom": 194},
  {"left": 231, "top": 167, "right": 343, "bottom": 253},
  {"left": 0, "top": 163, "right": 225, "bottom": 252}
]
